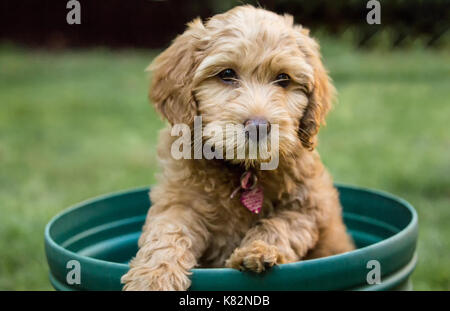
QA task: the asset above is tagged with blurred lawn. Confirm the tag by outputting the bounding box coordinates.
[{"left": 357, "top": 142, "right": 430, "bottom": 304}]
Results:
[{"left": 0, "top": 39, "right": 449, "bottom": 290}]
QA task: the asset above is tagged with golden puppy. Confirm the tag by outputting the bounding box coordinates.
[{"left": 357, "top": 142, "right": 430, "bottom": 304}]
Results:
[{"left": 121, "top": 5, "right": 354, "bottom": 291}]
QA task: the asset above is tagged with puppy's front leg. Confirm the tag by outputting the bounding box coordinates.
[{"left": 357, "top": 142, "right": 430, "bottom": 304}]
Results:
[
  {"left": 121, "top": 206, "right": 208, "bottom": 291},
  {"left": 226, "top": 210, "right": 318, "bottom": 272}
]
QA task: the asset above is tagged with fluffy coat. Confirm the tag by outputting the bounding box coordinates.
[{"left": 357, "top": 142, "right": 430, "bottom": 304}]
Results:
[{"left": 122, "top": 5, "right": 354, "bottom": 291}]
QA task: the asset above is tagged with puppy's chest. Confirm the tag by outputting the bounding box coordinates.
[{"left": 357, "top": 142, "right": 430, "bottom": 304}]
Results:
[
  {"left": 215, "top": 193, "right": 276, "bottom": 227},
  {"left": 199, "top": 196, "right": 277, "bottom": 267}
]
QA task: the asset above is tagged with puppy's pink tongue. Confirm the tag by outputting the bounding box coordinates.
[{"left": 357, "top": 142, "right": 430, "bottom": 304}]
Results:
[{"left": 240, "top": 187, "right": 263, "bottom": 214}]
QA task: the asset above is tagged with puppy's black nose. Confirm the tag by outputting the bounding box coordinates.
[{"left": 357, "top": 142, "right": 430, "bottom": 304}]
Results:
[{"left": 244, "top": 117, "right": 271, "bottom": 140}]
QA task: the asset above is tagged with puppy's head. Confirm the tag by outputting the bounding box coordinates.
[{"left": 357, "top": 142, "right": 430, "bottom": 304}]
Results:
[{"left": 149, "top": 5, "right": 334, "bottom": 166}]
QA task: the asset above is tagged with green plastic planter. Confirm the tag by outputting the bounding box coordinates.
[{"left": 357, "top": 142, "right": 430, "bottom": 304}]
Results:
[{"left": 44, "top": 185, "right": 418, "bottom": 291}]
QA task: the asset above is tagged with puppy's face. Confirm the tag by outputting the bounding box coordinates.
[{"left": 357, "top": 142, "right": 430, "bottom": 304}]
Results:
[{"left": 150, "top": 6, "right": 334, "bottom": 166}]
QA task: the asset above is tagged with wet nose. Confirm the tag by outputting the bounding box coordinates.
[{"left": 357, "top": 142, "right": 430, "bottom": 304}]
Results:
[{"left": 244, "top": 117, "right": 271, "bottom": 140}]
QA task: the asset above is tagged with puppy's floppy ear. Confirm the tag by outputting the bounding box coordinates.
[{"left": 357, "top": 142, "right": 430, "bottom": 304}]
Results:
[
  {"left": 294, "top": 26, "right": 335, "bottom": 150},
  {"left": 148, "top": 18, "right": 205, "bottom": 125}
]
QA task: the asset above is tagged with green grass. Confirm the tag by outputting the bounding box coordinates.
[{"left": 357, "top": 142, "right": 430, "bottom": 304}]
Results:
[{"left": 0, "top": 40, "right": 449, "bottom": 290}]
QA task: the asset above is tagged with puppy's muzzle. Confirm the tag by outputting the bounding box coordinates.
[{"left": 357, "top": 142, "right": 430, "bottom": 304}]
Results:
[{"left": 244, "top": 117, "right": 271, "bottom": 141}]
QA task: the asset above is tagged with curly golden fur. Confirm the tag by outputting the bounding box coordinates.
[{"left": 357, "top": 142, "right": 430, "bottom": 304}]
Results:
[{"left": 121, "top": 5, "right": 354, "bottom": 291}]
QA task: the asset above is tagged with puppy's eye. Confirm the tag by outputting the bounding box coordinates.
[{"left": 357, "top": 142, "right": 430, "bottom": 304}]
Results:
[
  {"left": 218, "top": 68, "right": 238, "bottom": 84},
  {"left": 275, "top": 73, "right": 290, "bottom": 88}
]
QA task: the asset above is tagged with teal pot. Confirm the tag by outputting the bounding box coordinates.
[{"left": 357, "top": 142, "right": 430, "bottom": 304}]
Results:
[{"left": 44, "top": 185, "right": 418, "bottom": 291}]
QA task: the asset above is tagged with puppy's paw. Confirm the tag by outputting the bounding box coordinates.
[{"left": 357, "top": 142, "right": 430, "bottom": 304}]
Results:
[
  {"left": 121, "top": 263, "right": 191, "bottom": 291},
  {"left": 225, "top": 240, "right": 286, "bottom": 273}
]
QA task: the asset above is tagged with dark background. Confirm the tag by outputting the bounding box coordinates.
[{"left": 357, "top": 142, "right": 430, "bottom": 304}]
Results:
[{"left": 0, "top": 0, "right": 448, "bottom": 49}]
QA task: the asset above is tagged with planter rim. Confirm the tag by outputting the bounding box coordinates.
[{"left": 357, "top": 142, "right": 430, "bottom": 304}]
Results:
[{"left": 44, "top": 184, "right": 418, "bottom": 290}]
